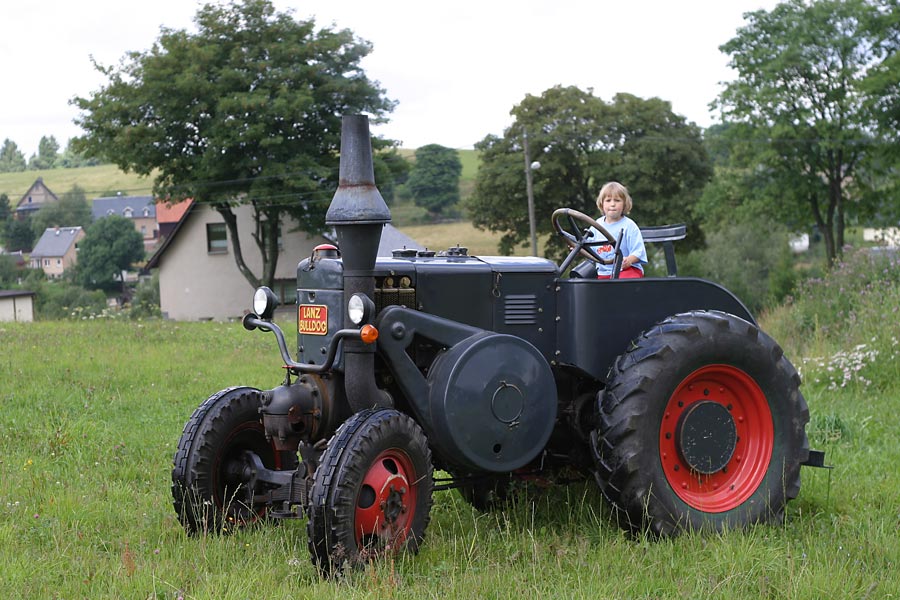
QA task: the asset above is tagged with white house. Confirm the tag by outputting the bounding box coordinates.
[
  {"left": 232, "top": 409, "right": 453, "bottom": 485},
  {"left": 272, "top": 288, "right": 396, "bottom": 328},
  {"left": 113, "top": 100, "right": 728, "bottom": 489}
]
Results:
[{"left": 145, "top": 202, "right": 420, "bottom": 321}]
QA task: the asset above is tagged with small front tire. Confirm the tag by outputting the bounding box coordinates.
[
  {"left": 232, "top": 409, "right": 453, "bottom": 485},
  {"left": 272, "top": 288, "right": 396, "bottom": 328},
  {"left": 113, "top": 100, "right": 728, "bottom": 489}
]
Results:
[
  {"left": 307, "top": 408, "right": 434, "bottom": 575},
  {"left": 172, "top": 386, "right": 280, "bottom": 534}
]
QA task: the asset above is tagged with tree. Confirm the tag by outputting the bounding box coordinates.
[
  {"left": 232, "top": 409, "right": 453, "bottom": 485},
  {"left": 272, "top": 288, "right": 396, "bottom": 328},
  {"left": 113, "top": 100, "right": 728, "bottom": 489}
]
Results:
[
  {"left": 0, "top": 193, "right": 10, "bottom": 223},
  {"left": 72, "top": 0, "right": 395, "bottom": 289},
  {"left": 28, "top": 136, "right": 61, "bottom": 170},
  {"left": 714, "top": 0, "right": 894, "bottom": 264},
  {"left": 4, "top": 218, "right": 35, "bottom": 252},
  {"left": 466, "top": 85, "right": 711, "bottom": 257},
  {"left": 58, "top": 140, "right": 100, "bottom": 168},
  {"left": 77, "top": 216, "right": 145, "bottom": 291},
  {"left": 407, "top": 144, "right": 462, "bottom": 216},
  {"left": 30, "top": 185, "right": 93, "bottom": 238},
  {"left": 0, "top": 139, "right": 26, "bottom": 173}
]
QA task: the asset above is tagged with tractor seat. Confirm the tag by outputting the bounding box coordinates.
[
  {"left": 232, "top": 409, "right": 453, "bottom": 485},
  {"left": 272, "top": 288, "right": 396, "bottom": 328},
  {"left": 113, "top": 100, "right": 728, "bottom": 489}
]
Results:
[{"left": 569, "top": 223, "right": 687, "bottom": 278}]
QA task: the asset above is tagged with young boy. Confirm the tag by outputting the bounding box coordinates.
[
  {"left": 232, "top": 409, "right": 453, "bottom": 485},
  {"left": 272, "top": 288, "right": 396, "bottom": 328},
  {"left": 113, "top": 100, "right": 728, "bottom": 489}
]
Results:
[{"left": 591, "top": 181, "right": 647, "bottom": 279}]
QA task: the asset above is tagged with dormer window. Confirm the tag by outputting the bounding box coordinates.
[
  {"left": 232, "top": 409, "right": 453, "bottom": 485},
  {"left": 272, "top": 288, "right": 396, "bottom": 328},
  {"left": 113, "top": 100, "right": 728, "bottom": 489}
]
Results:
[
  {"left": 142, "top": 207, "right": 150, "bottom": 217},
  {"left": 124, "top": 207, "right": 133, "bottom": 218},
  {"left": 107, "top": 209, "right": 115, "bottom": 216}
]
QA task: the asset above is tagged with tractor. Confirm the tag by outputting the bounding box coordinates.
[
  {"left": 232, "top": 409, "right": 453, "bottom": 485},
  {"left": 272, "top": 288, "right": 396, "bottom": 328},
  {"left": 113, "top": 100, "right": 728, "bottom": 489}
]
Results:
[{"left": 171, "top": 115, "right": 824, "bottom": 575}]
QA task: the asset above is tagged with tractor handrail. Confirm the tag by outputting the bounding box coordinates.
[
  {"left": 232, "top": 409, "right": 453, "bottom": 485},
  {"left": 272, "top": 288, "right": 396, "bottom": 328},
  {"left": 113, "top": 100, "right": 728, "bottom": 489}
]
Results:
[{"left": 242, "top": 313, "right": 362, "bottom": 374}]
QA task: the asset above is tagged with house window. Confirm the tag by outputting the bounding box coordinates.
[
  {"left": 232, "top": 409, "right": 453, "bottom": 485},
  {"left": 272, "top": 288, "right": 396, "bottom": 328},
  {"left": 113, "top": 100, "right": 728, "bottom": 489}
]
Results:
[
  {"left": 124, "top": 207, "right": 133, "bottom": 218},
  {"left": 142, "top": 207, "right": 150, "bottom": 217},
  {"left": 141, "top": 225, "right": 147, "bottom": 236},
  {"left": 56, "top": 259, "right": 61, "bottom": 265},
  {"left": 206, "top": 223, "right": 228, "bottom": 253},
  {"left": 44, "top": 259, "right": 50, "bottom": 266}
]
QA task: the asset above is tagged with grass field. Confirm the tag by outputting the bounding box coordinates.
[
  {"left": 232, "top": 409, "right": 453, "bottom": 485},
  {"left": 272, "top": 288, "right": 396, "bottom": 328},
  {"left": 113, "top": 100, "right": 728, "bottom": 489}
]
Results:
[{"left": 2, "top": 247, "right": 899, "bottom": 598}]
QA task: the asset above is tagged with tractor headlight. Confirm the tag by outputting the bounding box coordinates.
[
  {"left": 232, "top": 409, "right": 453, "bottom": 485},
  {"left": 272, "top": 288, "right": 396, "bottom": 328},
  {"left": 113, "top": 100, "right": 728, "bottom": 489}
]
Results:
[
  {"left": 253, "top": 286, "right": 278, "bottom": 320},
  {"left": 347, "top": 293, "right": 374, "bottom": 326}
]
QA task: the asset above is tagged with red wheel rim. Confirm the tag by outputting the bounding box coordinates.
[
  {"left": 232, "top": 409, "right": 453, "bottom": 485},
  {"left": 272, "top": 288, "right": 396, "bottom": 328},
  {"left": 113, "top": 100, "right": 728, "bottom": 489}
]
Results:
[
  {"left": 659, "top": 365, "right": 773, "bottom": 512},
  {"left": 355, "top": 449, "right": 418, "bottom": 549}
]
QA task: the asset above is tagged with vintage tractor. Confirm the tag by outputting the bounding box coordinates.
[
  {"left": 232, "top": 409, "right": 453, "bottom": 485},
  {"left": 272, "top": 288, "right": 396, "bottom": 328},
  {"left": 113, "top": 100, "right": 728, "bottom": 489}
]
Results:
[{"left": 171, "top": 115, "right": 823, "bottom": 574}]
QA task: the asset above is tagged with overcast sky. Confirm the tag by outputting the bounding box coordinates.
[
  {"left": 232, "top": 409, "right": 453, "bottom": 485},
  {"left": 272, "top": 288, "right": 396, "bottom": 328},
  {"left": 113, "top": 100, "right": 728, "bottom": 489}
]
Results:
[{"left": 2, "top": 0, "right": 780, "bottom": 157}]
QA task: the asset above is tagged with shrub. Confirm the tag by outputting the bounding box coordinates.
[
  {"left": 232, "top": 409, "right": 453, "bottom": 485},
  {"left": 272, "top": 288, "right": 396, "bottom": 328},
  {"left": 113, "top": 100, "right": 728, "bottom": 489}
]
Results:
[{"left": 680, "top": 217, "right": 796, "bottom": 313}]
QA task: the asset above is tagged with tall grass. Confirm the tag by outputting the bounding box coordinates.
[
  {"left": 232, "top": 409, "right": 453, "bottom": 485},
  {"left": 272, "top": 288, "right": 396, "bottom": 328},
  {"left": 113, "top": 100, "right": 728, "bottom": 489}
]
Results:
[{"left": 2, "top": 250, "right": 899, "bottom": 597}]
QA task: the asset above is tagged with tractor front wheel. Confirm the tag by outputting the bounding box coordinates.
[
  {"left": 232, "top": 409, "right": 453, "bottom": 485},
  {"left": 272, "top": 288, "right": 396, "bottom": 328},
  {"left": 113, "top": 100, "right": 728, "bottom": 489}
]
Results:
[
  {"left": 171, "top": 386, "right": 282, "bottom": 534},
  {"left": 591, "top": 311, "right": 809, "bottom": 536},
  {"left": 307, "top": 408, "right": 433, "bottom": 575}
]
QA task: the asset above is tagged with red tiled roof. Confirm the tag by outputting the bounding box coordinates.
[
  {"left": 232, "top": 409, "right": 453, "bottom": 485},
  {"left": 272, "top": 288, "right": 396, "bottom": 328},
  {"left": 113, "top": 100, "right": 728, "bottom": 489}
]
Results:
[{"left": 155, "top": 199, "right": 193, "bottom": 224}]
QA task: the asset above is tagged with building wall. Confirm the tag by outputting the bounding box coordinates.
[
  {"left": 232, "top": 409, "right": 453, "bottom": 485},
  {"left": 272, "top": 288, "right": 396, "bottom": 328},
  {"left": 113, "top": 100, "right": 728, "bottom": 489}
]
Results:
[
  {"left": 157, "top": 204, "right": 329, "bottom": 321},
  {"left": 31, "top": 229, "right": 85, "bottom": 278},
  {"left": 0, "top": 295, "right": 34, "bottom": 322}
]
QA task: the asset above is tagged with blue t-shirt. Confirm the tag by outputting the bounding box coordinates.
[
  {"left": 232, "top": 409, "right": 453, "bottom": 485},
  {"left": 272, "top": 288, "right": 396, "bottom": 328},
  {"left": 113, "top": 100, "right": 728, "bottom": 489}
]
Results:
[{"left": 588, "top": 216, "right": 647, "bottom": 276}]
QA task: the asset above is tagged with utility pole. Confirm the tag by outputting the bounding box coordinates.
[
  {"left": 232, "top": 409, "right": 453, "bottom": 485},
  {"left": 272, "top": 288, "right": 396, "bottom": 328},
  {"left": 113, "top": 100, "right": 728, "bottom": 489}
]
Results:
[{"left": 523, "top": 132, "right": 539, "bottom": 256}]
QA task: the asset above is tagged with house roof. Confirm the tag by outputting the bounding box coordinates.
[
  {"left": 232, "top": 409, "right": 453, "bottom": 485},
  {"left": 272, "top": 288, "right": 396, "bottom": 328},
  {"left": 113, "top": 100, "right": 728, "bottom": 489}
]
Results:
[
  {"left": 30, "top": 227, "right": 83, "bottom": 258},
  {"left": 16, "top": 177, "right": 59, "bottom": 212},
  {"left": 155, "top": 199, "right": 193, "bottom": 224},
  {"left": 145, "top": 201, "right": 423, "bottom": 270},
  {"left": 91, "top": 196, "right": 156, "bottom": 220},
  {"left": 0, "top": 289, "right": 35, "bottom": 299}
]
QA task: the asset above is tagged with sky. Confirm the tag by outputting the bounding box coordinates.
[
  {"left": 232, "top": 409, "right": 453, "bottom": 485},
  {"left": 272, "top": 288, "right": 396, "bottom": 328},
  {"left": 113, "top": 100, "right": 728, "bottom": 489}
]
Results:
[{"left": 2, "top": 0, "right": 780, "bottom": 158}]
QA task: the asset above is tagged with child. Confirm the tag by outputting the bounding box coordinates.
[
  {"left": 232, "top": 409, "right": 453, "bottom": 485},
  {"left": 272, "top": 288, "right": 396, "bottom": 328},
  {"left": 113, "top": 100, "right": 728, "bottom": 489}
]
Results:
[{"left": 590, "top": 181, "right": 647, "bottom": 279}]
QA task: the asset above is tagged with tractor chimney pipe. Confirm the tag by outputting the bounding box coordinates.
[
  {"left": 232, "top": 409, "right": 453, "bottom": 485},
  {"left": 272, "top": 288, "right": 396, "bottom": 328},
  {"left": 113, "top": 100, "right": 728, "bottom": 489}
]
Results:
[{"left": 325, "top": 115, "right": 392, "bottom": 412}]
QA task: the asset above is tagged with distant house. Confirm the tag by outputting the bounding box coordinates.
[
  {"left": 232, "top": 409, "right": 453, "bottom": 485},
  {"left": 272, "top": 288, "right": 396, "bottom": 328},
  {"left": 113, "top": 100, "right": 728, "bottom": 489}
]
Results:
[
  {"left": 0, "top": 290, "right": 35, "bottom": 322},
  {"left": 145, "top": 202, "right": 421, "bottom": 321},
  {"left": 155, "top": 199, "right": 193, "bottom": 242},
  {"left": 15, "top": 177, "right": 59, "bottom": 219},
  {"left": 29, "top": 227, "right": 85, "bottom": 278},
  {"left": 91, "top": 196, "right": 159, "bottom": 250}
]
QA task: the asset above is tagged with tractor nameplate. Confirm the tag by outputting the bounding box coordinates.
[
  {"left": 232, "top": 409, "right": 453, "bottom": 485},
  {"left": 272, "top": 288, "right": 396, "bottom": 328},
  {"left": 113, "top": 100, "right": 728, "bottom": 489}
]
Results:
[{"left": 298, "top": 304, "right": 329, "bottom": 335}]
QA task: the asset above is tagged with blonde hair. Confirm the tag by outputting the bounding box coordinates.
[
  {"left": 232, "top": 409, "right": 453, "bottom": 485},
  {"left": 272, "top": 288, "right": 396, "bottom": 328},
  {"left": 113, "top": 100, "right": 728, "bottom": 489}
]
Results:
[{"left": 596, "top": 181, "right": 633, "bottom": 215}]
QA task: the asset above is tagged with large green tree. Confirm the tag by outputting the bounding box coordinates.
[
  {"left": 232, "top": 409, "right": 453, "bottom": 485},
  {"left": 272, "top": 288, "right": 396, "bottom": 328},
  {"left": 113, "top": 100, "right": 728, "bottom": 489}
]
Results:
[
  {"left": 466, "top": 86, "right": 711, "bottom": 257},
  {"left": 30, "top": 185, "right": 93, "bottom": 238},
  {"left": 0, "top": 139, "right": 26, "bottom": 173},
  {"left": 72, "top": 0, "right": 396, "bottom": 288},
  {"left": 714, "top": 0, "right": 895, "bottom": 264},
  {"left": 407, "top": 144, "right": 462, "bottom": 216},
  {"left": 77, "top": 216, "right": 145, "bottom": 291}
]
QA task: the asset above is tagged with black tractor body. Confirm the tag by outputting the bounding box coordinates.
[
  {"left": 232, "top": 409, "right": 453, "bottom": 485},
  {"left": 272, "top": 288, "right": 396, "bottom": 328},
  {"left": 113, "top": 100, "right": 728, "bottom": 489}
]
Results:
[{"left": 171, "top": 115, "right": 822, "bottom": 574}]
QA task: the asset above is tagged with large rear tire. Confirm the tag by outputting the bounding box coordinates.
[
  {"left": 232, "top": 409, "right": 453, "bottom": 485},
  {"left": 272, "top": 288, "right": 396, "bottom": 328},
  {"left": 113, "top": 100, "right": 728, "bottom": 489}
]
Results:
[
  {"left": 307, "top": 408, "right": 433, "bottom": 575},
  {"left": 591, "top": 310, "right": 809, "bottom": 536},
  {"left": 172, "top": 387, "right": 281, "bottom": 534}
]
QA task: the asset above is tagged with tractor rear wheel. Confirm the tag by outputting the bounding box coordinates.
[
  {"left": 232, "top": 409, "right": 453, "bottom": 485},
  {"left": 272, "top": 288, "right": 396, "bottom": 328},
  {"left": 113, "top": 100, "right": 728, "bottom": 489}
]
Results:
[
  {"left": 172, "top": 386, "right": 282, "bottom": 534},
  {"left": 591, "top": 310, "right": 809, "bottom": 536},
  {"left": 307, "top": 408, "right": 433, "bottom": 575}
]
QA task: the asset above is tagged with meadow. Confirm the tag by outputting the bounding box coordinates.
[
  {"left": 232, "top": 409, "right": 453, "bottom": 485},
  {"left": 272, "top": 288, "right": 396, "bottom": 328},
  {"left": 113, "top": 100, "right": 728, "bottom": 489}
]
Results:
[{"left": 1, "top": 246, "right": 899, "bottom": 599}]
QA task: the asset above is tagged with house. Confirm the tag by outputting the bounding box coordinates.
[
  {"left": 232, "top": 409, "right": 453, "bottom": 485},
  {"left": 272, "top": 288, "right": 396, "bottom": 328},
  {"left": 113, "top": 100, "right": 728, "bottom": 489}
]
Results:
[
  {"left": 15, "top": 177, "right": 59, "bottom": 219},
  {"left": 92, "top": 195, "right": 159, "bottom": 250},
  {"left": 0, "top": 290, "right": 35, "bottom": 322},
  {"left": 29, "top": 227, "right": 85, "bottom": 278},
  {"left": 145, "top": 202, "right": 421, "bottom": 321},
  {"left": 155, "top": 199, "right": 193, "bottom": 242}
]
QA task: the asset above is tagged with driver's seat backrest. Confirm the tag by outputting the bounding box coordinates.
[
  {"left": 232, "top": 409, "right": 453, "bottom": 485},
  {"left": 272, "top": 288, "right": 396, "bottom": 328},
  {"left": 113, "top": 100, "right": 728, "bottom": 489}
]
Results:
[{"left": 640, "top": 223, "right": 686, "bottom": 277}]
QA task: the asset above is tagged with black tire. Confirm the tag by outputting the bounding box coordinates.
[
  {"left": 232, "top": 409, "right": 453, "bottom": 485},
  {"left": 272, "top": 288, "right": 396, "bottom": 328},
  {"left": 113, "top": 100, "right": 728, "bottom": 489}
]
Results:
[
  {"left": 307, "top": 408, "right": 433, "bottom": 575},
  {"left": 172, "top": 386, "right": 279, "bottom": 534},
  {"left": 591, "top": 310, "right": 809, "bottom": 536}
]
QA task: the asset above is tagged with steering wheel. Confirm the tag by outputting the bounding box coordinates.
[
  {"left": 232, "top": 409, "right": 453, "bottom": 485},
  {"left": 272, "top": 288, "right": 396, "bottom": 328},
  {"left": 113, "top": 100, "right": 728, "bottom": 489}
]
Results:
[{"left": 551, "top": 208, "right": 618, "bottom": 273}]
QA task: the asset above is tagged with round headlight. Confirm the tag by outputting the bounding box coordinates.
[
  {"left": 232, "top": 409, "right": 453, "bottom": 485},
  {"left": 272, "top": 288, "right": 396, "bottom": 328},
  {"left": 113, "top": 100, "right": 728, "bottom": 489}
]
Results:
[
  {"left": 348, "top": 293, "right": 367, "bottom": 325},
  {"left": 253, "top": 286, "right": 278, "bottom": 319}
]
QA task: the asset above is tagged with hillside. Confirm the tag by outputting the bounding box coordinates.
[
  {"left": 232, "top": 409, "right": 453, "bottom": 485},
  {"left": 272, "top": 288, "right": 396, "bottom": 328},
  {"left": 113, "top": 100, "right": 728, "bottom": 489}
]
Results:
[
  {"left": 0, "top": 164, "right": 154, "bottom": 200},
  {"left": 0, "top": 149, "right": 479, "bottom": 203}
]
